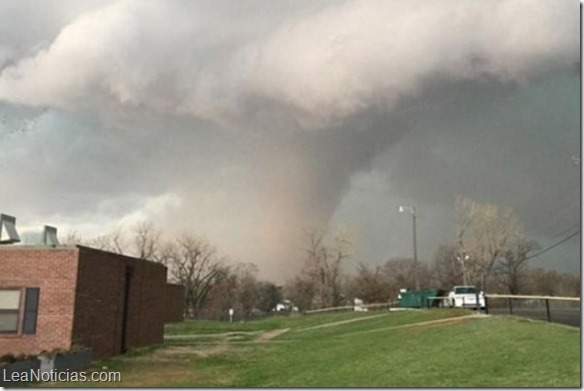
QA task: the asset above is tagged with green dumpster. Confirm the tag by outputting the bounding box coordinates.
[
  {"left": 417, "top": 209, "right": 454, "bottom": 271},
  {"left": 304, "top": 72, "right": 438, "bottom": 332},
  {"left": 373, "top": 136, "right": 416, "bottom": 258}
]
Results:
[{"left": 399, "top": 289, "right": 446, "bottom": 308}]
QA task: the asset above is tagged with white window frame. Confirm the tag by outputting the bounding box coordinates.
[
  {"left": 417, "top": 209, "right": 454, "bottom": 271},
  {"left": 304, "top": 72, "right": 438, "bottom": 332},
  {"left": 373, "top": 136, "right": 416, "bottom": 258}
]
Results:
[{"left": 0, "top": 289, "right": 22, "bottom": 334}]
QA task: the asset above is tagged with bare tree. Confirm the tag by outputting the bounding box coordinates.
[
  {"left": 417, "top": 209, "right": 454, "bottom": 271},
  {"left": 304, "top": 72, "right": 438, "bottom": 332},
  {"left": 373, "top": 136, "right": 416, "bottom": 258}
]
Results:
[
  {"left": 310, "top": 230, "right": 349, "bottom": 308},
  {"left": 381, "top": 258, "right": 416, "bottom": 291},
  {"left": 158, "top": 234, "right": 228, "bottom": 317},
  {"left": 526, "top": 268, "right": 562, "bottom": 296},
  {"left": 432, "top": 244, "right": 463, "bottom": 290},
  {"left": 133, "top": 221, "right": 161, "bottom": 260},
  {"left": 255, "top": 281, "right": 282, "bottom": 312},
  {"left": 347, "top": 263, "right": 391, "bottom": 303},
  {"left": 197, "top": 262, "right": 284, "bottom": 319},
  {"left": 87, "top": 227, "right": 127, "bottom": 254},
  {"left": 234, "top": 263, "right": 260, "bottom": 317},
  {"left": 62, "top": 230, "right": 84, "bottom": 246},
  {"left": 494, "top": 236, "right": 539, "bottom": 294},
  {"left": 283, "top": 276, "right": 316, "bottom": 311},
  {"left": 524, "top": 268, "right": 580, "bottom": 297},
  {"left": 557, "top": 273, "right": 580, "bottom": 297},
  {"left": 380, "top": 257, "right": 432, "bottom": 296},
  {"left": 455, "top": 197, "right": 521, "bottom": 290},
  {"left": 292, "top": 228, "right": 353, "bottom": 309},
  {"left": 199, "top": 271, "right": 238, "bottom": 319},
  {"left": 74, "top": 220, "right": 161, "bottom": 260}
]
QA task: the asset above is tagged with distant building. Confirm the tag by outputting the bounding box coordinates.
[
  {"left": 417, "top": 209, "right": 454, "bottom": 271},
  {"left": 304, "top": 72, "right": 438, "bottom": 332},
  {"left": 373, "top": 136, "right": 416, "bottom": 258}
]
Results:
[{"left": 0, "top": 245, "right": 184, "bottom": 358}]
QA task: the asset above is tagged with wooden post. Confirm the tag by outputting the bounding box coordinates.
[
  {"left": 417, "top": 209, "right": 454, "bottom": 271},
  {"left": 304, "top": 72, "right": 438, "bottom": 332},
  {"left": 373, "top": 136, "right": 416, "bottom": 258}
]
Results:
[
  {"left": 545, "top": 299, "right": 551, "bottom": 322},
  {"left": 508, "top": 298, "right": 513, "bottom": 314}
]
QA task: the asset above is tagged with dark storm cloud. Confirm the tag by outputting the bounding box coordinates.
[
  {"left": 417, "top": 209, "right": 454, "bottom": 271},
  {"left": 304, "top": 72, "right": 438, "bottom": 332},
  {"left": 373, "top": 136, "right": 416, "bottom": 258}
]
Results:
[
  {"left": 0, "top": 0, "right": 579, "bottom": 279},
  {"left": 349, "top": 71, "right": 580, "bottom": 272},
  {"left": 383, "top": 72, "right": 579, "bottom": 207}
]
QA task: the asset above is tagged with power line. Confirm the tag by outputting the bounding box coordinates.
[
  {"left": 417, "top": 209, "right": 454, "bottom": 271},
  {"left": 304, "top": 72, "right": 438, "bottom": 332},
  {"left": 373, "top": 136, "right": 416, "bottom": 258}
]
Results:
[
  {"left": 530, "top": 180, "right": 580, "bottom": 241},
  {"left": 527, "top": 229, "right": 580, "bottom": 261},
  {"left": 548, "top": 223, "right": 581, "bottom": 241}
]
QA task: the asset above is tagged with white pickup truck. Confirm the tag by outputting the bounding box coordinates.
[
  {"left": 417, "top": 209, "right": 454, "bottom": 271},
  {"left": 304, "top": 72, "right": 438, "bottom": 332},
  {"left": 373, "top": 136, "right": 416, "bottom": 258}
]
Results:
[{"left": 447, "top": 285, "right": 485, "bottom": 309}]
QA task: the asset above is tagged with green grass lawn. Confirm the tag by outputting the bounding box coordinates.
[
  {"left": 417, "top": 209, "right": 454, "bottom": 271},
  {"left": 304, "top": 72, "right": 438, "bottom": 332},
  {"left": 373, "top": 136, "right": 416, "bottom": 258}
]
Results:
[
  {"left": 51, "top": 309, "right": 580, "bottom": 387},
  {"left": 164, "top": 310, "right": 379, "bottom": 335}
]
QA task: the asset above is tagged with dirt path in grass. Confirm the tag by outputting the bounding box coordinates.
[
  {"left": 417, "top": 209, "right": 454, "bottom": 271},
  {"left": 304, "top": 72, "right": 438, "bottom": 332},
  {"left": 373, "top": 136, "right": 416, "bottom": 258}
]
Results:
[
  {"left": 299, "top": 313, "right": 391, "bottom": 331},
  {"left": 164, "top": 313, "right": 489, "bottom": 347},
  {"left": 256, "top": 328, "right": 290, "bottom": 342},
  {"left": 165, "top": 331, "right": 261, "bottom": 340},
  {"left": 340, "top": 313, "right": 489, "bottom": 337},
  {"left": 166, "top": 329, "right": 292, "bottom": 344}
]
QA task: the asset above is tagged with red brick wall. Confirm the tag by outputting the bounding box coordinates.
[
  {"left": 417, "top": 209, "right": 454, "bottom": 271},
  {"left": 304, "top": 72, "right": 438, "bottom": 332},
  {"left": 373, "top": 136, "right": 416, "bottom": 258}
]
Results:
[
  {"left": 0, "top": 247, "right": 79, "bottom": 356},
  {"left": 123, "top": 255, "right": 167, "bottom": 350},
  {"left": 165, "top": 283, "right": 185, "bottom": 323},
  {"left": 0, "top": 246, "right": 170, "bottom": 359},
  {"left": 72, "top": 247, "right": 168, "bottom": 357},
  {"left": 70, "top": 247, "right": 126, "bottom": 358}
]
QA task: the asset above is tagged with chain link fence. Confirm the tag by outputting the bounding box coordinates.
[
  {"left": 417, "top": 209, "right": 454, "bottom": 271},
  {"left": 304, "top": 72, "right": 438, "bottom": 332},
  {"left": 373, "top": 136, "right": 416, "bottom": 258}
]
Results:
[{"left": 485, "top": 294, "right": 580, "bottom": 327}]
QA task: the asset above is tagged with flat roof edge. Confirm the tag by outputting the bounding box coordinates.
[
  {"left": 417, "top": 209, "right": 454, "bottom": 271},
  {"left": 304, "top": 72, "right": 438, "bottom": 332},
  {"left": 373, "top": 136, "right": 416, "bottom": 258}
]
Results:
[{"left": 0, "top": 245, "right": 78, "bottom": 251}]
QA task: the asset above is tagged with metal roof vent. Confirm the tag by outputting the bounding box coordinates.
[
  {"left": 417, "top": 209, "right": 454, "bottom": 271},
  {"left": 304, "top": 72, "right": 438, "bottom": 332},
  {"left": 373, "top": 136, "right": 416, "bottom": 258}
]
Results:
[
  {"left": 0, "top": 214, "right": 21, "bottom": 244},
  {"left": 42, "top": 225, "right": 59, "bottom": 247}
]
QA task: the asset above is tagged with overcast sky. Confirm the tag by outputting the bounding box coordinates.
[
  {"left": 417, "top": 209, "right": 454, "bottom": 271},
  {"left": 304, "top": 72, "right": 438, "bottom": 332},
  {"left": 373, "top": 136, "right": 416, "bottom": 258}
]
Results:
[{"left": 0, "top": 0, "right": 580, "bottom": 282}]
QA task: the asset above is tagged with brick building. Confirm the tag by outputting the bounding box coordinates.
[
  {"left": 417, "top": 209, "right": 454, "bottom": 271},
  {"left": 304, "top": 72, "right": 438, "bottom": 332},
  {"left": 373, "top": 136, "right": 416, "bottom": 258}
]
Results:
[
  {"left": 0, "top": 245, "right": 184, "bottom": 358},
  {"left": 165, "top": 283, "right": 186, "bottom": 323}
]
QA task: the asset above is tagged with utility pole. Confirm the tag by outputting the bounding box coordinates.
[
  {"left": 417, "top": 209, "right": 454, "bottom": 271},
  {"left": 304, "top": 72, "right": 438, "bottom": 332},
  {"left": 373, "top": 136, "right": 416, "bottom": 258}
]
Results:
[
  {"left": 399, "top": 205, "right": 419, "bottom": 290},
  {"left": 412, "top": 206, "right": 418, "bottom": 290}
]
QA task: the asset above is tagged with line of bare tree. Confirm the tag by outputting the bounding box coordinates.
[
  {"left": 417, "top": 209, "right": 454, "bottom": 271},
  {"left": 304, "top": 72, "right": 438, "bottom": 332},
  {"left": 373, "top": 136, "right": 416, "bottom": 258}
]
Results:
[
  {"left": 284, "top": 197, "right": 579, "bottom": 309},
  {"left": 453, "top": 196, "right": 540, "bottom": 292},
  {"left": 64, "top": 195, "right": 579, "bottom": 316},
  {"left": 64, "top": 222, "right": 282, "bottom": 319}
]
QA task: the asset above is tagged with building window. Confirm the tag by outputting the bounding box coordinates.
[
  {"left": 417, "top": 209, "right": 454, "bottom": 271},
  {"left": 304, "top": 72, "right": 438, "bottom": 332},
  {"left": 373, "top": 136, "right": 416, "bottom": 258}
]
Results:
[
  {"left": 23, "top": 288, "right": 40, "bottom": 334},
  {"left": 0, "top": 288, "right": 40, "bottom": 335},
  {"left": 0, "top": 289, "right": 21, "bottom": 333}
]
